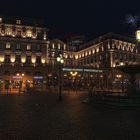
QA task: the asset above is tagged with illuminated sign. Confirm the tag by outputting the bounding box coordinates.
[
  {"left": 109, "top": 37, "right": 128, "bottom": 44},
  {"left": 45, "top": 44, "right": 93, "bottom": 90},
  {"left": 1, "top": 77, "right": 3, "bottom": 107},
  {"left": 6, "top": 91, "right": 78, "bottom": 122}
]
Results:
[
  {"left": 62, "top": 68, "right": 103, "bottom": 73},
  {"left": 33, "top": 76, "right": 43, "bottom": 79},
  {"left": 13, "top": 76, "right": 22, "bottom": 79}
]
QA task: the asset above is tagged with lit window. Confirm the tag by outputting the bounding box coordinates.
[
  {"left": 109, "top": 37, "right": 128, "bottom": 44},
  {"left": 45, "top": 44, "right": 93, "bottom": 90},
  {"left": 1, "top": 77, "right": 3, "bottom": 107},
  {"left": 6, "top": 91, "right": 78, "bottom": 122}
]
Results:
[
  {"left": 58, "top": 44, "right": 60, "bottom": 49},
  {"left": 6, "top": 43, "right": 11, "bottom": 49},
  {"left": 52, "top": 43, "right": 55, "bottom": 49},
  {"left": 64, "top": 44, "right": 66, "bottom": 50},
  {"left": 64, "top": 53, "right": 68, "bottom": 58},
  {"left": 6, "top": 28, "right": 12, "bottom": 36},
  {"left": 89, "top": 51, "right": 91, "bottom": 55},
  {"left": 52, "top": 52, "right": 55, "bottom": 57},
  {"left": 16, "top": 20, "right": 21, "bottom": 25},
  {"left": 75, "top": 55, "right": 78, "bottom": 59},
  {"left": 96, "top": 48, "right": 99, "bottom": 52},
  {"left": 100, "top": 55, "right": 102, "bottom": 60},
  {"left": 26, "top": 30, "right": 32, "bottom": 38},
  {"left": 0, "top": 18, "right": 2, "bottom": 22},
  {"left": 27, "top": 44, "right": 31, "bottom": 51},
  {"left": 43, "top": 32, "right": 47, "bottom": 40},
  {"left": 102, "top": 47, "right": 104, "bottom": 51}
]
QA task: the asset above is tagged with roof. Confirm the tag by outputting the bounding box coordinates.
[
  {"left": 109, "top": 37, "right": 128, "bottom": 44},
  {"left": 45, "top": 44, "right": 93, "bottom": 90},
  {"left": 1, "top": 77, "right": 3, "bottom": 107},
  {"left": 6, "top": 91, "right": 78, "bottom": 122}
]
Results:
[{"left": 79, "top": 32, "right": 136, "bottom": 50}]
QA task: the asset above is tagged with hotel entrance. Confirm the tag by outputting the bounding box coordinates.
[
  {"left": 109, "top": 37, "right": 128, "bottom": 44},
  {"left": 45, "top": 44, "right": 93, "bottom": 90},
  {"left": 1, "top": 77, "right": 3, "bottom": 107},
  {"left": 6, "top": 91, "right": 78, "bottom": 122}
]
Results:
[
  {"left": 4, "top": 78, "right": 23, "bottom": 94},
  {"left": 10, "top": 80, "right": 22, "bottom": 93},
  {"left": 2, "top": 73, "right": 33, "bottom": 94},
  {"left": 11, "top": 80, "right": 22, "bottom": 89}
]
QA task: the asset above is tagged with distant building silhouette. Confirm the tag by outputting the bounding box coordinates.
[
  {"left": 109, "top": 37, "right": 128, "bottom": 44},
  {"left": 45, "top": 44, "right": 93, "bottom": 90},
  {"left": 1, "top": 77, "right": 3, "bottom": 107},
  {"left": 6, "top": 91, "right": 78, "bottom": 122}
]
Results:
[{"left": 66, "top": 35, "right": 85, "bottom": 51}]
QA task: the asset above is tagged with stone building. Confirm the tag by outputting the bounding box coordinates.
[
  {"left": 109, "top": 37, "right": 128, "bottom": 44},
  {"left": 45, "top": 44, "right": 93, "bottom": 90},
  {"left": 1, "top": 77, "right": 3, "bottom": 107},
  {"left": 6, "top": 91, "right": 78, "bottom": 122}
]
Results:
[
  {"left": 0, "top": 15, "right": 139, "bottom": 94},
  {"left": 0, "top": 16, "right": 49, "bottom": 93}
]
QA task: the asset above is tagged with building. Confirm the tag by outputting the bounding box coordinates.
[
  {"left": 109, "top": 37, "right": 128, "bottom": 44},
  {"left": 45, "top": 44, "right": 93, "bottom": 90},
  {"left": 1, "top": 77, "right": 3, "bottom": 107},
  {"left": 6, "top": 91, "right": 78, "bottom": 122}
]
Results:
[
  {"left": 62, "top": 33, "right": 140, "bottom": 92},
  {"left": 74, "top": 33, "right": 139, "bottom": 68},
  {"left": 66, "top": 35, "right": 85, "bottom": 52},
  {"left": 46, "top": 33, "right": 140, "bottom": 93},
  {"left": 0, "top": 15, "right": 139, "bottom": 94},
  {"left": 0, "top": 16, "right": 49, "bottom": 93}
]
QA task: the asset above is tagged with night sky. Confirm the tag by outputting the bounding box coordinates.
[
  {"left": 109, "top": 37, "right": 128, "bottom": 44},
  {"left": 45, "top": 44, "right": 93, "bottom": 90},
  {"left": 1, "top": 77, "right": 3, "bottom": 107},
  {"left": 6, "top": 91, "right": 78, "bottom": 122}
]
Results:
[{"left": 0, "top": 0, "right": 140, "bottom": 40}]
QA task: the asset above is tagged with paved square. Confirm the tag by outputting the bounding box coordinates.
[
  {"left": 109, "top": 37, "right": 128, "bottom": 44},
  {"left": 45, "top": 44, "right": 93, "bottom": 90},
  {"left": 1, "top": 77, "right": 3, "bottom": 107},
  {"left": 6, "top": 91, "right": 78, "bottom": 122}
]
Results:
[{"left": 0, "top": 92, "right": 140, "bottom": 140}]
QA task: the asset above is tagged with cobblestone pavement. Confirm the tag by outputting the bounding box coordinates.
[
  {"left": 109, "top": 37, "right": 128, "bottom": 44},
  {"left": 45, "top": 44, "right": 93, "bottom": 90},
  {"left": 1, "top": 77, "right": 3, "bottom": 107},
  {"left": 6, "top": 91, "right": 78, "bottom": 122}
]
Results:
[{"left": 0, "top": 92, "right": 140, "bottom": 140}]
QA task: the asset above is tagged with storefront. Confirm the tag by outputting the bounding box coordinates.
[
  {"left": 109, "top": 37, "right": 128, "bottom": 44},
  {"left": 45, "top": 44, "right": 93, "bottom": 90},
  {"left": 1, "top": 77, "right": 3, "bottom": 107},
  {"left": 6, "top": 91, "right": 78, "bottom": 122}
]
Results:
[
  {"left": 33, "top": 76, "right": 46, "bottom": 91},
  {"left": 0, "top": 75, "right": 33, "bottom": 94}
]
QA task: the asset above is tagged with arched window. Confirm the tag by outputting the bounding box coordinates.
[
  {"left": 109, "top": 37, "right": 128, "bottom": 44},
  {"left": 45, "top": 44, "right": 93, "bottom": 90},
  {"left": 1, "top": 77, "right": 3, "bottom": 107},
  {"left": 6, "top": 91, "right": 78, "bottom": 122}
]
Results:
[{"left": 26, "top": 30, "right": 32, "bottom": 38}]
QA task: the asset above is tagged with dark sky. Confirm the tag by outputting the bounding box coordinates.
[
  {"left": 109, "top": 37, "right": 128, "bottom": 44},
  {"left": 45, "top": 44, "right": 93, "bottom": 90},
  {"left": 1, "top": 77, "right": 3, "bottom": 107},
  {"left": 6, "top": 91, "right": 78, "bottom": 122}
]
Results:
[{"left": 0, "top": 0, "right": 140, "bottom": 40}]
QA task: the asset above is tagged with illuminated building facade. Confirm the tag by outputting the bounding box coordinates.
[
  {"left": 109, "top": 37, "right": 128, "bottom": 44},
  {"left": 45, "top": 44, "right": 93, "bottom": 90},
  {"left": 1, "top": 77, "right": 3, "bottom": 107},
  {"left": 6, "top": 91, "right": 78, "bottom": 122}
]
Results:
[
  {"left": 0, "top": 16, "right": 49, "bottom": 93},
  {"left": 0, "top": 15, "right": 139, "bottom": 94},
  {"left": 47, "top": 33, "right": 140, "bottom": 93},
  {"left": 73, "top": 33, "right": 139, "bottom": 68}
]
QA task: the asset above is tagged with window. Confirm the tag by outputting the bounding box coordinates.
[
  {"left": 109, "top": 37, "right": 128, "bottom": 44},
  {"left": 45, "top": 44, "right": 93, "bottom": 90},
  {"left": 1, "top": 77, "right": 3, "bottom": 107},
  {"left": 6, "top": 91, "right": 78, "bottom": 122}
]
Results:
[
  {"left": 6, "top": 43, "right": 11, "bottom": 49},
  {"left": 17, "top": 31, "right": 21, "bottom": 37},
  {"left": 36, "top": 56, "right": 41, "bottom": 64},
  {"left": 64, "top": 44, "right": 66, "bottom": 50},
  {"left": 6, "top": 28, "right": 12, "bottom": 36},
  {"left": 36, "top": 45, "right": 41, "bottom": 52},
  {"left": 27, "top": 44, "right": 31, "bottom": 51},
  {"left": 16, "top": 20, "right": 21, "bottom": 25},
  {"left": 43, "top": 32, "right": 46, "bottom": 40},
  {"left": 26, "top": 56, "right": 31, "bottom": 64},
  {"left": 0, "top": 18, "right": 2, "bottom": 23},
  {"left": 48, "top": 51, "right": 52, "bottom": 57},
  {"left": 47, "top": 44, "right": 49, "bottom": 49},
  {"left": 15, "top": 55, "right": 21, "bottom": 63},
  {"left": 99, "top": 55, "right": 102, "bottom": 60},
  {"left": 58, "top": 44, "right": 60, "bottom": 49},
  {"left": 52, "top": 43, "right": 55, "bottom": 49},
  {"left": 16, "top": 44, "right": 21, "bottom": 50},
  {"left": 5, "top": 55, "right": 10, "bottom": 63},
  {"left": 26, "top": 30, "right": 32, "bottom": 38},
  {"left": 52, "top": 52, "right": 55, "bottom": 57}
]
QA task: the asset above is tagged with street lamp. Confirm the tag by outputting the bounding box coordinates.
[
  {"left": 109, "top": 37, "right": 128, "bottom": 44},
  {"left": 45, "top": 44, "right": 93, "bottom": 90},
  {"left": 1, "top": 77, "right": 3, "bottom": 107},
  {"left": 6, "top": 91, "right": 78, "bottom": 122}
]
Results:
[
  {"left": 135, "top": 28, "right": 140, "bottom": 52},
  {"left": 136, "top": 29, "right": 140, "bottom": 42},
  {"left": 70, "top": 71, "right": 78, "bottom": 92},
  {"left": 57, "top": 53, "right": 64, "bottom": 101},
  {"left": 16, "top": 73, "right": 24, "bottom": 95},
  {"left": 70, "top": 71, "right": 78, "bottom": 77}
]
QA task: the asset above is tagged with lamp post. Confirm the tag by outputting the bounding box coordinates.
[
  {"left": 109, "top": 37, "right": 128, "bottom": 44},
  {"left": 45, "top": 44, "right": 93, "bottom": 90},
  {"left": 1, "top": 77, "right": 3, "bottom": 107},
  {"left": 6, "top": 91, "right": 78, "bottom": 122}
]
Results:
[
  {"left": 16, "top": 73, "right": 24, "bottom": 95},
  {"left": 70, "top": 71, "right": 78, "bottom": 93},
  {"left": 57, "top": 53, "right": 64, "bottom": 101},
  {"left": 136, "top": 29, "right": 140, "bottom": 42},
  {"left": 116, "top": 74, "right": 123, "bottom": 92}
]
